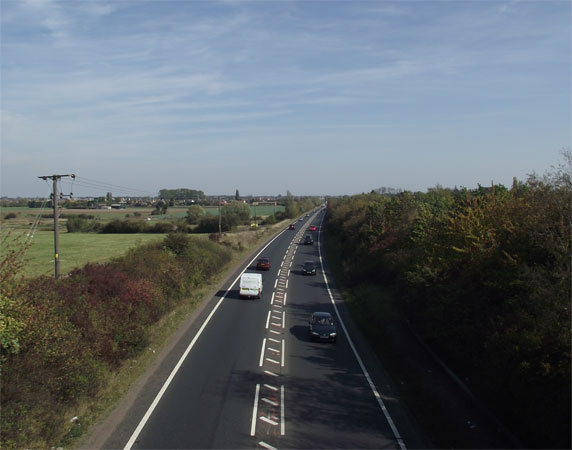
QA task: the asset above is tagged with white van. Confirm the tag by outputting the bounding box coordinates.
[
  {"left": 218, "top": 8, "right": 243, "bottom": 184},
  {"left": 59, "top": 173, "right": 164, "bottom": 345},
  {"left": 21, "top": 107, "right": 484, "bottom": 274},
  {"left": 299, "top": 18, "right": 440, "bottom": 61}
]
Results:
[{"left": 239, "top": 273, "right": 263, "bottom": 299}]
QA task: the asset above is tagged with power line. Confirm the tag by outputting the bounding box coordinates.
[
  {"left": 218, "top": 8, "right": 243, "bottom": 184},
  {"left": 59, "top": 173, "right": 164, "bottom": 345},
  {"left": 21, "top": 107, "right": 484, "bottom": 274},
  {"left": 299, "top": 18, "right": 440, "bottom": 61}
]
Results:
[{"left": 59, "top": 176, "right": 156, "bottom": 197}]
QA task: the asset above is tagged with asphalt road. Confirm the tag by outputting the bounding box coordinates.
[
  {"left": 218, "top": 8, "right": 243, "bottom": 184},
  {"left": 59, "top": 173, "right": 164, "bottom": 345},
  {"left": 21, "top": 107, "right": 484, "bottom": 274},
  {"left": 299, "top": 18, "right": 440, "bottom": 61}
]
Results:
[{"left": 102, "top": 209, "right": 422, "bottom": 450}]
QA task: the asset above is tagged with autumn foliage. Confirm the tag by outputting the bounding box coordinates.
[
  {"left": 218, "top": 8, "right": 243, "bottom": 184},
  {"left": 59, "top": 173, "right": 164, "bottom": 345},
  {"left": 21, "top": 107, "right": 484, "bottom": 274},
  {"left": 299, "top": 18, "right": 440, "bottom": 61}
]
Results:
[
  {"left": 0, "top": 233, "right": 230, "bottom": 448},
  {"left": 325, "top": 160, "right": 571, "bottom": 448}
]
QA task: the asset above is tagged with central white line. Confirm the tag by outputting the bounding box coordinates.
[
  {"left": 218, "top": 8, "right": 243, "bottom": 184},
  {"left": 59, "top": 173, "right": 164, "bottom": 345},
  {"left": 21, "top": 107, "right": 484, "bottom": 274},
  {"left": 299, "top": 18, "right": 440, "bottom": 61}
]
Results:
[
  {"left": 259, "top": 338, "right": 267, "bottom": 367},
  {"left": 251, "top": 384, "right": 260, "bottom": 436},
  {"left": 281, "top": 385, "right": 285, "bottom": 435}
]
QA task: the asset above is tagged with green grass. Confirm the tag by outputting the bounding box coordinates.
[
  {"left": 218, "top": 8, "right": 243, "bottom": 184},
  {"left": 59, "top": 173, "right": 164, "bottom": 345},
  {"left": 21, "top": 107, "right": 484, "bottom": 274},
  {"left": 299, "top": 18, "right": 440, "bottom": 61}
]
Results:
[{"left": 2, "top": 231, "right": 166, "bottom": 277}]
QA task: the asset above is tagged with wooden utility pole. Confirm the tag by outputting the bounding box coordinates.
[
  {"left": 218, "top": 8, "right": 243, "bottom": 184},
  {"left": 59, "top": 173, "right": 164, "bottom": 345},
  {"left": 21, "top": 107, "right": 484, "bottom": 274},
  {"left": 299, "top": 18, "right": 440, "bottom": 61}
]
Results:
[{"left": 38, "top": 174, "right": 75, "bottom": 279}]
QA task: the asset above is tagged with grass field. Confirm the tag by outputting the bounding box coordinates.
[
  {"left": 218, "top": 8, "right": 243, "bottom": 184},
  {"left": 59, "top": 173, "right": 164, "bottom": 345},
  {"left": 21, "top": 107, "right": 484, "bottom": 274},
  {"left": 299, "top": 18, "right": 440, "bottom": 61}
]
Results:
[
  {"left": 1, "top": 204, "right": 285, "bottom": 278},
  {"left": 2, "top": 231, "right": 167, "bottom": 277}
]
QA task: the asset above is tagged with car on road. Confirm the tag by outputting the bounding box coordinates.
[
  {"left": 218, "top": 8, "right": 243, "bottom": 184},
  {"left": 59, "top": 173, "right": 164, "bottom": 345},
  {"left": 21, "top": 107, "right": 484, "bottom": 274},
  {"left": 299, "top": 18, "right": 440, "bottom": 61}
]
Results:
[
  {"left": 302, "top": 260, "right": 317, "bottom": 275},
  {"left": 298, "top": 218, "right": 303, "bottom": 221},
  {"left": 256, "top": 257, "right": 271, "bottom": 270},
  {"left": 288, "top": 224, "right": 296, "bottom": 230},
  {"left": 309, "top": 312, "right": 337, "bottom": 342},
  {"left": 309, "top": 225, "right": 317, "bottom": 231},
  {"left": 303, "top": 234, "right": 314, "bottom": 245}
]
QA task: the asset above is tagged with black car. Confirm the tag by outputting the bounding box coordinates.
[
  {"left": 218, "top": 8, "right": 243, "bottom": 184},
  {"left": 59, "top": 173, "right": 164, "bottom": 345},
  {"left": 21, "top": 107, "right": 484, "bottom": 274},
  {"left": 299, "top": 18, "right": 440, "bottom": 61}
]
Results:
[
  {"left": 302, "top": 260, "right": 316, "bottom": 275},
  {"left": 303, "top": 234, "right": 314, "bottom": 245},
  {"left": 309, "top": 312, "right": 337, "bottom": 342}
]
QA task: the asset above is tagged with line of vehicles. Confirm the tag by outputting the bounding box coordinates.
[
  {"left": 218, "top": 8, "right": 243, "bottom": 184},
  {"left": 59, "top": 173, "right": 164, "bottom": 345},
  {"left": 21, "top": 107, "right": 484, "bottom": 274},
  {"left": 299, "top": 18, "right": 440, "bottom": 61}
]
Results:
[{"left": 238, "top": 212, "right": 337, "bottom": 342}]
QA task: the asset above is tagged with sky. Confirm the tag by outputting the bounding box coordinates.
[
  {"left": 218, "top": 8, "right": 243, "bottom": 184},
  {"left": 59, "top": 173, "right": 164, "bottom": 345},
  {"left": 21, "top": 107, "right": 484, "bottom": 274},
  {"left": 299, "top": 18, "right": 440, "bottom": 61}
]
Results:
[{"left": 1, "top": 0, "right": 570, "bottom": 198}]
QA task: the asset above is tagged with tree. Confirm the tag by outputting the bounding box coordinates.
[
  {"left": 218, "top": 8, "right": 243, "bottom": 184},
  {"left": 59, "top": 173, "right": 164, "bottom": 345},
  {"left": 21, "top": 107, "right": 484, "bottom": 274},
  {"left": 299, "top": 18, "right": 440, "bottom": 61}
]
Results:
[
  {"left": 284, "top": 190, "right": 298, "bottom": 218},
  {"left": 186, "top": 205, "right": 206, "bottom": 225},
  {"left": 235, "top": 189, "right": 240, "bottom": 201},
  {"left": 106, "top": 192, "right": 113, "bottom": 205},
  {"left": 222, "top": 201, "right": 251, "bottom": 228}
]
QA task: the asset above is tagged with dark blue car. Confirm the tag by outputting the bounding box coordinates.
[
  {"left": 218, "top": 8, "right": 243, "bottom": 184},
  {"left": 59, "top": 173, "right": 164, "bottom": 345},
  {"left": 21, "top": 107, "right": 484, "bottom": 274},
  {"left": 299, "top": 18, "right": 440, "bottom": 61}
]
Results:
[{"left": 309, "top": 312, "right": 337, "bottom": 342}]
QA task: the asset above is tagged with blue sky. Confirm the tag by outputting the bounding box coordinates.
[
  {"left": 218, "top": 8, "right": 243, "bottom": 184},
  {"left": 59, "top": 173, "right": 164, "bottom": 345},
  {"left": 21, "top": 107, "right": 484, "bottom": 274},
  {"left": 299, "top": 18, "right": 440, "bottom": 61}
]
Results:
[{"left": 1, "top": 0, "right": 570, "bottom": 198}]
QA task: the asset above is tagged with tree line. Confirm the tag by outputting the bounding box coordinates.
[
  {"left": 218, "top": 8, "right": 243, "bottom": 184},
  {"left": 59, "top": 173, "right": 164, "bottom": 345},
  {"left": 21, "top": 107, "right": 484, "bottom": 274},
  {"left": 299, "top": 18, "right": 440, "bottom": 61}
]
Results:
[{"left": 324, "top": 155, "right": 571, "bottom": 448}]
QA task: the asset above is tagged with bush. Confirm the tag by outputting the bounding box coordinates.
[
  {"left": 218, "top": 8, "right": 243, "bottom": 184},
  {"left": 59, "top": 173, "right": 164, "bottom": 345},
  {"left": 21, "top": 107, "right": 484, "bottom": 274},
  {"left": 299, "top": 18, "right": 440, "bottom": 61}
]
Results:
[
  {"left": 4, "top": 212, "right": 17, "bottom": 220},
  {"left": 66, "top": 215, "right": 101, "bottom": 232},
  {"left": 100, "top": 219, "right": 146, "bottom": 233}
]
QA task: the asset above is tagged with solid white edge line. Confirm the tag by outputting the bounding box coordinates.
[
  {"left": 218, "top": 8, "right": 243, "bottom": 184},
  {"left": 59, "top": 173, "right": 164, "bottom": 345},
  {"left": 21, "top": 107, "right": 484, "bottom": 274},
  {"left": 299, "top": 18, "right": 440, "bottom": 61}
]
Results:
[
  {"left": 316, "top": 214, "right": 407, "bottom": 450},
  {"left": 251, "top": 384, "right": 260, "bottom": 436},
  {"left": 123, "top": 228, "right": 287, "bottom": 450},
  {"left": 281, "top": 385, "right": 285, "bottom": 435},
  {"left": 259, "top": 338, "right": 267, "bottom": 367}
]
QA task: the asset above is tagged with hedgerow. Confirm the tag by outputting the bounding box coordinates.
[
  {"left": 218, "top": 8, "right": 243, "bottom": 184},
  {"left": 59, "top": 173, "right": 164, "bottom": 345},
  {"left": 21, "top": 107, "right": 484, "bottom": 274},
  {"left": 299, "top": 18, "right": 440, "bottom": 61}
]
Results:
[{"left": 0, "top": 232, "right": 231, "bottom": 448}]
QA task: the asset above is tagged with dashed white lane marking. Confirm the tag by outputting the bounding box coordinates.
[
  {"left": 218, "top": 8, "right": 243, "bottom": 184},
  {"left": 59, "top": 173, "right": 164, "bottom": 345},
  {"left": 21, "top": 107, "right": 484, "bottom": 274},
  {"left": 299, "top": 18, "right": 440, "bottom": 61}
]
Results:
[
  {"left": 270, "top": 292, "right": 275, "bottom": 305},
  {"left": 251, "top": 384, "right": 260, "bottom": 436},
  {"left": 281, "top": 340, "right": 285, "bottom": 367},
  {"left": 283, "top": 293, "right": 288, "bottom": 306},
  {"left": 274, "top": 279, "right": 278, "bottom": 288},
  {"left": 282, "top": 311, "right": 286, "bottom": 328},
  {"left": 265, "top": 311, "right": 271, "bottom": 329}
]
